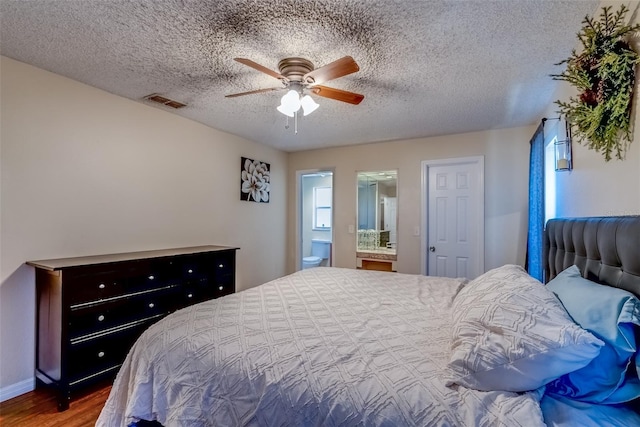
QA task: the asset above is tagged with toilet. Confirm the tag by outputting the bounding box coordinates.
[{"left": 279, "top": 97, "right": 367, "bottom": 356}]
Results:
[{"left": 303, "top": 240, "right": 331, "bottom": 269}]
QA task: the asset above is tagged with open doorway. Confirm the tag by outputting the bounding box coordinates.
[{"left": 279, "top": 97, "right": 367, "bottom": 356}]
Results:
[{"left": 297, "top": 170, "right": 334, "bottom": 271}]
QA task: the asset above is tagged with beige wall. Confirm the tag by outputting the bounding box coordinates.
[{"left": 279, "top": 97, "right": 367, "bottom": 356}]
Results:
[
  {"left": 287, "top": 126, "right": 535, "bottom": 275},
  {"left": 0, "top": 56, "right": 288, "bottom": 398},
  {"left": 543, "top": 0, "right": 640, "bottom": 217}
]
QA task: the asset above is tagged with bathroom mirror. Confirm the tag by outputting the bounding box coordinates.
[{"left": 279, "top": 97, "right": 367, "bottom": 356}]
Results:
[{"left": 357, "top": 170, "right": 397, "bottom": 254}]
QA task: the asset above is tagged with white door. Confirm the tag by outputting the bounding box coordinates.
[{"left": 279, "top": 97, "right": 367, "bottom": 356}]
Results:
[
  {"left": 383, "top": 197, "right": 397, "bottom": 245},
  {"left": 422, "top": 157, "right": 484, "bottom": 279}
]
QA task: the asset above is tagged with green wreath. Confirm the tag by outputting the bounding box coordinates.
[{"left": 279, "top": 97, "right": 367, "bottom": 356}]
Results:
[{"left": 552, "top": 5, "right": 640, "bottom": 161}]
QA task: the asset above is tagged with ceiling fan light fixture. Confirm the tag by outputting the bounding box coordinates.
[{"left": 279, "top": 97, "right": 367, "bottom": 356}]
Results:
[
  {"left": 276, "top": 104, "right": 295, "bottom": 117},
  {"left": 300, "top": 95, "right": 319, "bottom": 116},
  {"left": 284, "top": 90, "right": 301, "bottom": 108},
  {"left": 228, "top": 56, "right": 364, "bottom": 121},
  {"left": 277, "top": 89, "right": 302, "bottom": 116}
]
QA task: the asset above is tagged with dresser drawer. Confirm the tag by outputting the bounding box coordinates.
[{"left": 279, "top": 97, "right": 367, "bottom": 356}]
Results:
[
  {"left": 175, "top": 258, "right": 212, "bottom": 287},
  {"left": 174, "top": 252, "right": 233, "bottom": 282},
  {"left": 212, "top": 252, "right": 235, "bottom": 281},
  {"left": 67, "top": 322, "right": 150, "bottom": 384},
  {"left": 175, "top": 263, "right": 234, "bottom": 308},
  {"left": 65, "top": 266, "right": 155, "bottom": 305},
  {"left": 212, "top": 276, "right": 234, "bottom": 298},
  {"left": 64, "top": 258, "right": 190, "bottom": 306},
  {"left": 68, "top": 285, "right": 179, "bottom": 339}
]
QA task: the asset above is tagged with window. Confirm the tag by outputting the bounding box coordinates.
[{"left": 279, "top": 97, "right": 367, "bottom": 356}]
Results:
[
  {"left": 313, "top": 186, "right": 332, "bottom": 230},
  {"left": 544, "top": 136, "right": 557, "bottom": 223},
  {"left": 542, "top": 117, "right": 569, "bottom": 223}
]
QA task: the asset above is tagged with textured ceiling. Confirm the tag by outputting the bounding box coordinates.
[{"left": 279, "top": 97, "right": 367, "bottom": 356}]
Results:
[{"left": 1, "top": 0, "right": 600, "bottom": 152}]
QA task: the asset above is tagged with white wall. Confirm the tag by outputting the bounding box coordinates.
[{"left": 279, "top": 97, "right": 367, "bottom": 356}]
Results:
[
  {"left": 543, "top": 0, "right": 640, "bottom": 217},
  {"left": 0, "top": 56, "right": 288, "bottom": 399},
  {"left": 287, "top": 126, "right": 535, "bottom": 275}
]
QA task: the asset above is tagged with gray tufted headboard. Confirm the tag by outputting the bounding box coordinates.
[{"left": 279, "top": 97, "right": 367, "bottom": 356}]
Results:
[{"left": 544, "top": 216, "right": 640, "bottom": 297}]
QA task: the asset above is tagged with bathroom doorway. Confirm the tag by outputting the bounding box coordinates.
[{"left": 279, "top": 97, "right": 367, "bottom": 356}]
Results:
[{"left": 297, "top": 169, "right": 334, "bottom": 271}]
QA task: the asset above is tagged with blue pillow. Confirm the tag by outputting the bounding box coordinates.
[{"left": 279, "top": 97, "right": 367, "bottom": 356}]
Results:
[
  {"left": 541, "top": 393, "right": 640, "bottom": 427},
  {"left": 545, "top": 265, "right": 640, "bottom": 404}
]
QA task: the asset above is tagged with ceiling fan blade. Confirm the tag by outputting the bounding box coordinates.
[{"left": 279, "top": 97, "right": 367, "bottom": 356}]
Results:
[
  {"left": 225, "top": 87, "right": 284, "bottom": 98},
  {"left": 311, "top": 85, "right": 364, "bottom": 105},
  {"left": 303, "top": 56, "right": 359, "bottom": 85},
  {"left": 234, "top": 58, "right": 289, "bottom": 82}
]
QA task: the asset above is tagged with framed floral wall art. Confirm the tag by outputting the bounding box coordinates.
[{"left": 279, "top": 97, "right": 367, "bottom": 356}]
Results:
[{"left": 240, "top": 157, "right": 270, "bottom": 203}]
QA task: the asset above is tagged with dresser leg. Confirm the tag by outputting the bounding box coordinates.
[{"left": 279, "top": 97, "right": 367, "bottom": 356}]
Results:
[{"left": 57, "top": 388, "right": 70, "bottom": 411}]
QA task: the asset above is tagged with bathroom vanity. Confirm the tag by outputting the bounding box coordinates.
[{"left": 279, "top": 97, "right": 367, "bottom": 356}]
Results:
[{"left": 356, "top": 249, "right": 397, "bottom": 272}]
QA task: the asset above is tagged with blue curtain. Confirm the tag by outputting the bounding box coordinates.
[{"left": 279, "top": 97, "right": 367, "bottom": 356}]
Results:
[{"left": 526, "top": 122, "right": 545, "bottom": 281}]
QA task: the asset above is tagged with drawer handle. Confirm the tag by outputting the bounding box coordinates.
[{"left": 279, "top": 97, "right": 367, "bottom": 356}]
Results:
[
  {"left": 148, "top": 303, "right": 155, "bottom": 309},
  {"left": 98, "top": 315, "right": 105, "bottom": 322},
  {"left": 218, "top": 286, "right": 224, "bottom": 291},
  {"left": 187, "top": 293, "right": 193, "bottom": 298},
  {"left": 218, "top": 264, "right": 224, "bottom": 268},
  {"left": 98, "top": 283, "right": 106, "bottom": 289},
  {"left": 98, "top": 351, "right": 105, "bottom": 358}
]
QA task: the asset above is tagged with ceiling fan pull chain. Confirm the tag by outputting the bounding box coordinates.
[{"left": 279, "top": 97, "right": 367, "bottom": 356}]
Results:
[
  {"left": 295, "top": 111, "right": 298, "bottom": 134},
  {"left": 285, "top": 115, "right": 290, "bottom": 130}
]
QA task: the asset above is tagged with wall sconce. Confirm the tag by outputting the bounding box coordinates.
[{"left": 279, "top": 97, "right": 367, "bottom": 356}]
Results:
[{"left": 554, "top": 119, "right": 572, "bottom": 171}]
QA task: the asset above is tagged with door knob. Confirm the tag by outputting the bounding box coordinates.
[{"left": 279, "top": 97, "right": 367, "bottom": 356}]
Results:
[{"left": 429, "top": 246, "right": 436, "bottom": 252}]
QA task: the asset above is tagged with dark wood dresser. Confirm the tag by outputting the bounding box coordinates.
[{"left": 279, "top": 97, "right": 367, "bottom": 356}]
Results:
[{"left": 26, "top": 245, "right": 238, "bottom": 411}]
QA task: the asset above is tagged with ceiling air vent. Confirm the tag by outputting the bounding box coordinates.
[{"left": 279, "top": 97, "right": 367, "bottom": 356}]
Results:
[{"left": 143, "top": 93, "right": 186, "bottom": 109}]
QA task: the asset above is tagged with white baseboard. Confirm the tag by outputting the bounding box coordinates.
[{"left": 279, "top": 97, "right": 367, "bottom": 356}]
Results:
[{"left": 0, "top": 377, "right": 35, "bottom": 402}]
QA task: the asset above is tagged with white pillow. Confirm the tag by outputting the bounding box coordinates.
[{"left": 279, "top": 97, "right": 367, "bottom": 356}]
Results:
[{"left": 446, "top": 264, "right": 604, "bottom": 392}]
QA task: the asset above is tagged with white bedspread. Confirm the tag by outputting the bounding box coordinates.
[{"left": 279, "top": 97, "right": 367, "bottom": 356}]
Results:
[{"left": 97, "top": 267, "right": 546, "bottom": 427}]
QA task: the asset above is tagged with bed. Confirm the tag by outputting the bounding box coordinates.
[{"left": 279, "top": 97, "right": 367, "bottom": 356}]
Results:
[{"left": 97, "top": 216, "right": 640, "bottom": 426}]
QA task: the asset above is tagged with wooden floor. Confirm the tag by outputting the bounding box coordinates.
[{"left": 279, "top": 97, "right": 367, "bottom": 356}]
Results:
[{"left": 0, "top": 383, "right": 111, "bottom": 427}]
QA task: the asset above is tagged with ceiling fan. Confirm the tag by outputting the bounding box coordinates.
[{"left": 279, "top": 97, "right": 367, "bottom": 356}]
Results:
[{"left": 226, "top": 56, "right": 364, "bottom": 116}]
